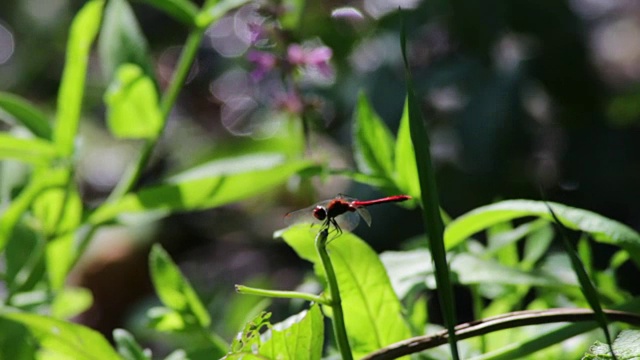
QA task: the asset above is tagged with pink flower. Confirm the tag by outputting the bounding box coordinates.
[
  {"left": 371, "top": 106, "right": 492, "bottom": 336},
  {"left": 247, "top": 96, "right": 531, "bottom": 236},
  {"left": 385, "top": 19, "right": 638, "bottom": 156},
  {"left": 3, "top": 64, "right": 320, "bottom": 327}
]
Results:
[
  {"left": 287, "top": 44, "right": 333, "bottom": 77},
  {"left": 274, "top": 90, "right": 304, "bottom": 114},
  {"left": 247, "top": 50, "right": 277, "bottom": 81}
]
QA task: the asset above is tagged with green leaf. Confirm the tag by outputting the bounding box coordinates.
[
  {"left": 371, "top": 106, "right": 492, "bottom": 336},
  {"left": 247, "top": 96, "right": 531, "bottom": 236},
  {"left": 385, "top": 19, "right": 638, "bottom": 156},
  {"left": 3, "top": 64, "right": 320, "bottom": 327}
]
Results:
[
  {"left": 89, "top": 159, "right": 314, "bottom": 225},
  {"left": 146, "top": 307, "right": 188, "bottom": 332},
  {"left": 584, "top": 330, "right": 640, "bottom": 359},
  {"left": 1, "top": 312, "right": 120, "bottom": 360},
  {"left": 0, "top": 168, "right": 68, "bottom": 252},
  {"left": 32, "top": 176, "right": 82, "bottom": 236},
  {"left": 0, "top": 92, "right": 52, "bottom": 139},
  {"left": 259, "top": 304, "right": 324, "bottom": 360},
  {"left": 0, "top": 316, "right": 37, "bottom": 360},
  {"left": 105, "top": 64, "right": 162, "bottom": 139},
  {"left": 99, "top": 0, "right": 156, "bottom": 83},
  {"left": 281, "top": 226, "right": 411, "bottom": 359},
  {"left": 393, "top": 100, "right": 420, "bottom": 199},
  {"left": 4, "top": 223, "right": 46, "bottom": 296},
  {"left": 445, "top": 200, "right": 640, "bottom": 264},
  {"left": 139, "top": 0, "right": 198, "bottom": 27},
  {"left": 353, "top": 92, "right": 395, "bottom": 178},
  {"left": 149, "top": 244, "right": 211, "bottom": 328},
  {"left": 0, "top": 134, "right": 57, "bottom": 165},
  {"left": 380, "top": 250, "right": 569, "bottom": 299},
  {"left": 53, "top": 0, "right": 104, "bottom": 157},
  {"left": 113, "top": 328, "right": 152, "bottom": 360},
  {"left": 51, "top": 287, "right": 93, "bottom": 320},
  {"left": 400, "top": 15, "right": 459, "bottom": 359}
]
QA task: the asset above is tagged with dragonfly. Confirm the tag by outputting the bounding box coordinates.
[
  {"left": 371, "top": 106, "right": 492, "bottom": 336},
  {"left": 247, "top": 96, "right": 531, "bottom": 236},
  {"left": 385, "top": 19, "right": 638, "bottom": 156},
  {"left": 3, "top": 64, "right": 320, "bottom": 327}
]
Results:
[{"left": 284, "top": 194, "right": 411, "bottom": 234}]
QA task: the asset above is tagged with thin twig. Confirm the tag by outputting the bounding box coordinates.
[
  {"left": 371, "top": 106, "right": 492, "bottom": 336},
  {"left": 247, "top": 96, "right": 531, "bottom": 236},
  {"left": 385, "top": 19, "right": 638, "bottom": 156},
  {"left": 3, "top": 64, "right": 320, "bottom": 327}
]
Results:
[{"left": 362, "top": 308, "right": 640, "bottom": 360}]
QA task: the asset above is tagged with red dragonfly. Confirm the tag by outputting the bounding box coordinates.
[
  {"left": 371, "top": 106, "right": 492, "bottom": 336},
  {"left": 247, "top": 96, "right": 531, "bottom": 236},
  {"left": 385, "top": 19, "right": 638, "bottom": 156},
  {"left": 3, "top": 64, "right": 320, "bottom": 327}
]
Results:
[{"left": 284, "top": 194, "right": 411, "bottom": 234}]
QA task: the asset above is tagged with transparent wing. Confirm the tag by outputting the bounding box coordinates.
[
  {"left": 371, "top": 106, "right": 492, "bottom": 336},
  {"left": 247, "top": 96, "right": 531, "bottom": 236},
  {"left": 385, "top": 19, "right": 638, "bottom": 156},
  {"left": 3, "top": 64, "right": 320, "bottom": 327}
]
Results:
[
  {"left": 334, "top": 211, "right": 361, "bottom": 232},
  {"left": 355, "top": 207, "right": 372, "bottom": 227},
  {"left": 283, "top": 200, "right": 331, "bottom": 226}
]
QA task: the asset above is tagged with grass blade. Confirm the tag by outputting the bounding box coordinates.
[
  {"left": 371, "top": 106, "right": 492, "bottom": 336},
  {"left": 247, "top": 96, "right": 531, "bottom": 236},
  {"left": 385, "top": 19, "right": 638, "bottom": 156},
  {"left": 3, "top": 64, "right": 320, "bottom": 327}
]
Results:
[{"left": 399, "top": 12, "right": 460, "bottom": 360}]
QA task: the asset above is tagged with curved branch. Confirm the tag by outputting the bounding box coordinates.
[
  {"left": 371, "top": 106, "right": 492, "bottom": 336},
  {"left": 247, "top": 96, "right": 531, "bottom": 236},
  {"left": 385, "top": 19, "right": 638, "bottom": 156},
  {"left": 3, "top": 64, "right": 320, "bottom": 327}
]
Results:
[{"left": 363, "top": 308, "right": 640, "bottom": 360}]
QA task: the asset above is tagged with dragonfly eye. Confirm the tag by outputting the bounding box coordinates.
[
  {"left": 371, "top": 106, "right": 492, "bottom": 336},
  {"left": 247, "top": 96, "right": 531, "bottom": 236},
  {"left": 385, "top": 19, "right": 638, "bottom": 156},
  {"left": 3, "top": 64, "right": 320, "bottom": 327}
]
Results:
[{"left": 313, "top": 206, "right": 327, "bottom": 221}]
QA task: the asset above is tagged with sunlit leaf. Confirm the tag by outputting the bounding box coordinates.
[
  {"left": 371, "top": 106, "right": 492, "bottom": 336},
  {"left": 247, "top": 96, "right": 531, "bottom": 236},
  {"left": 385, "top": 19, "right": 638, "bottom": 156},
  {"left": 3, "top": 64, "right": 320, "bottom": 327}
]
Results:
[
  {"left": 148, "top": 244, "right": 211, "bottom": 328},
  {"left": 0, "top": 134, "right": 57, "bottom": 165},
  {"left": 0, "top": 92, "right": 51, "bottom": 139},
  {"left": 281, "top": 226, "right": 411, "bottom": 359},
  {"left": 0, "top": 168, "right": 68, "bottom": 252},
  {"left": 393, "top": 100, "right": 420, "bottom": 199},
  {"left": 1, "top": 312, "right": 120, "bottom": 360},
  {"left": 104, "top": 64, "right": 162, "bottom": 139},
  {"left": 353, "top": 92, "right": 395, "bottom": 178},
  {"left": 53, "top": 0, "right": 104, "bottom": 157},
  {"left": 113, "top": 328, "right": 152, "bottom": 360},
  {"left": 259, "top": 304, "right": 324, "bottom": 360},
  {"left": 99, "top": 0, "right": 156, "bottom": 82},
  {"left": 51, "top": 287, "right": 93, "bottom": 320},
  {"left": 583, "top": 329, "right": 640, "bottom": 359},
  {"left": 89, "top": 160, "right": 314, "bottom": 225},
  {"left": 380, "top": 250, "right": 569, "bottom": 300},
  {"left": 445, "top": 200, "right": 640, "bottom": 265}
]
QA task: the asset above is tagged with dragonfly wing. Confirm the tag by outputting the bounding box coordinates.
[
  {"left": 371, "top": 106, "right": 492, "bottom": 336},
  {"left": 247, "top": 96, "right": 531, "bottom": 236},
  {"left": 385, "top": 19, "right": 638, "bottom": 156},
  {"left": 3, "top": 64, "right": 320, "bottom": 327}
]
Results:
[
  {"left": 284, "top": 200, "right": 331, "bottom": 226},
  {"left": 335, "top": 211, "right": 360, "bottom": 232},
  {"left": 355, "top": 207, "right": 372, "bottom": 227}
]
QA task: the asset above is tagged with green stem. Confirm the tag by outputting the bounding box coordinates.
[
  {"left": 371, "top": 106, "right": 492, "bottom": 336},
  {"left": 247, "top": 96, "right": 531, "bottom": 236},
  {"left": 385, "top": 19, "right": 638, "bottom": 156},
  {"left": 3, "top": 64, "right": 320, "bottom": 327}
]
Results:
[
  {"left": 315, "top": 228, "right": 353, "bottom": 360},
  {"left": 73, "top": 28, "right": 207, "bottom": 268},
  {"left": 235, "top": 285, "right": 331, "bottom": 305},
  {"left": 107, "top": 29, "right": 205, "bottom": 203}
]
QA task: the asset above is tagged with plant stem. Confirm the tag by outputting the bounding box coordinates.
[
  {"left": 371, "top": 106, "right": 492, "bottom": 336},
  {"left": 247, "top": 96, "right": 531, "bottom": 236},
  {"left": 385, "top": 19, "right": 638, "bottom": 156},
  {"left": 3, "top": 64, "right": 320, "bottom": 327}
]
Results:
[
  {"left": 73, "top": 28, "right": 207, "bottom": 268},
  {"left": 315, "top": 228, "right": 353, "bottom": 360},
  {"left": 235, "top": 285, "right": 331, "bottom": 305},
  {"left": 107, "top": 29, "right": 205, "bottom": 203}
]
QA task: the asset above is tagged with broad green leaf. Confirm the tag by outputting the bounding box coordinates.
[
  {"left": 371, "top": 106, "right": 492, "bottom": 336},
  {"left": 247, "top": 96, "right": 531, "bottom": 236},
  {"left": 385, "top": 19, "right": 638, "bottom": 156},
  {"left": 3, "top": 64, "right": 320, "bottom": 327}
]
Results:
[
  {"left": 46, "top": 233, "right": 79, "bottom": 291},
  {"left": 5, "top": 223, "right": 46, "bottom": 295},
  {"left": 32, "top": 177, "right": 82, "bottom": 236},
  {"left": 0, "top": 168, "right": 68, "bottom": 252},
  {"left": 113, "top": 328, "right": 152, "bottom": 360},
  {"left": 89, "top": 160, "right": 314, "bottom": 225},
  {"left": 149, "top": 244, "right": 211, "bottom": 328},
  {"left": 0, "top": 92, "right": 52, "bottom": 139},
  {"left": 584, "top": 330, "right": 640, "bottom": 359},
  {"left": 230, "top": 311, "right": 272, "bottom": 354},
  {"left": 380, "top": 250, "right": 569, "bottom": 300},
  {"left": 140, "top": 0, "right": 198, "bottom": 27},
  {"left": 99, "top": 0, "right": 156, "bottom": 83},
  {"left": 0, "top": 316, "right": 37, "bottom": 360},
  {"left": 53, "top": 0, "right": 104, "bottom": 157},
  {"left": 146, "top": 307, "right": 188, "bottom": 332},
  {"left": 281, "top": 226, "right": 411, "bottom": 359},
  {"left": 51, "top": 287, "right": 93, "bottom": 320},
  {"left": 445, "top": 200, "right": 640, "bottom": 264},
  {"left": 353, "top": 92, "right": 395, "bottom": 178},
  {"left": 1, "top": 312, "right": 120, "bottom": 360},
  {"left": 259, "top": 304, "right": 324, "bottom": 360},
  {"left": 522, "top": 221, "right": 554, "bottom": 269},
  {"left": 393, "top": 101, "right": 420, "bottom": 199},
  {"left": 0, "top": 134, "right": 57, "bottom": 165},
  {"left": 105, "top": 64, "right": 162, "bottom": 139},
  {"left": 401, "top": 18, "right": 459, "bottom": 359}
]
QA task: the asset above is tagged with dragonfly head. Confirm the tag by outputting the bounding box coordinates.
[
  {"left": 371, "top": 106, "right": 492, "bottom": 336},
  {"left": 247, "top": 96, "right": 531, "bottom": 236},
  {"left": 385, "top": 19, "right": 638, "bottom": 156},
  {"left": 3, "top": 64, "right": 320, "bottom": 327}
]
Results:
[{"left": 313, "top": 205, "right": 328, "bottom": 221}]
